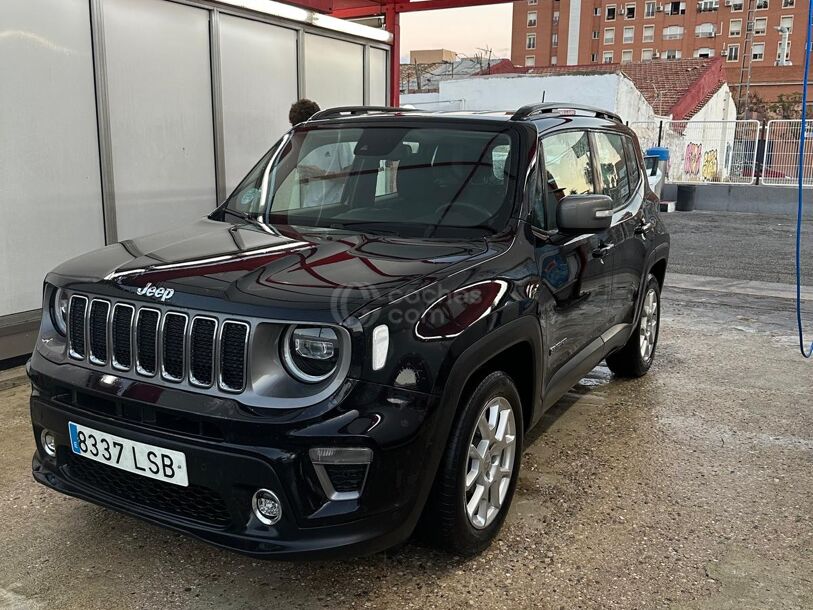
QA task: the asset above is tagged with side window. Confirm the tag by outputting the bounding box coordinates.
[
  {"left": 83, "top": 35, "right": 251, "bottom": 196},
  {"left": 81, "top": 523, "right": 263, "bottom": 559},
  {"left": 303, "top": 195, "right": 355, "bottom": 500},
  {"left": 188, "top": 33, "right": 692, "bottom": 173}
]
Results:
[
  {"left": 623, "top": 135, "right": 642, "bottom": 191},
  {"left": 541, "top": 131, "right": 595, "bottom": 228},
  {"left": 593, "top": 132, "right": 631, "bottom": 208}
]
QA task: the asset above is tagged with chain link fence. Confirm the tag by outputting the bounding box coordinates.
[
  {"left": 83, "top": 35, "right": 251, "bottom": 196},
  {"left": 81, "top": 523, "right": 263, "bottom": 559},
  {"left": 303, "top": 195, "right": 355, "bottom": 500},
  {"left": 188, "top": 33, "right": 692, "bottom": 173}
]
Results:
[{"left": 629, "top": 120, "right": 760, "bottom": 185}]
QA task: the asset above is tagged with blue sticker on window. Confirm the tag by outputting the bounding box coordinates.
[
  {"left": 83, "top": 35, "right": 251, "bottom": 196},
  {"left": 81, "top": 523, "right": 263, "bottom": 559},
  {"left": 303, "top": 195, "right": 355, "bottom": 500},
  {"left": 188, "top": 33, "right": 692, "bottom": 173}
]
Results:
[{"left": 239, "top": 187, "right": 260, "bottom": 209}]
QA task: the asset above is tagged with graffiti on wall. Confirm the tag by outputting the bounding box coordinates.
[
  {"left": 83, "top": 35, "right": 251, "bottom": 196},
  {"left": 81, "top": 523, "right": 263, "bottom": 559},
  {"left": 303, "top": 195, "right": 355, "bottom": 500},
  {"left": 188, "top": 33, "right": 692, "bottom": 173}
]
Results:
[
  {"left": 701, "top": 149, "right": 719, "bottom": 181},
  {"left": 683, "top": 142, "right": 702, "bottom": 176}
]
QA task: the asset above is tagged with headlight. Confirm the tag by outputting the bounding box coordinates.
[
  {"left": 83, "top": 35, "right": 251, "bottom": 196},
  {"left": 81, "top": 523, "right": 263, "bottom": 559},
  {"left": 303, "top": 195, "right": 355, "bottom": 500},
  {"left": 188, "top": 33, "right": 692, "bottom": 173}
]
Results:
[
  {"left": 51, "top": 288, "right": 69, "bottom": 336},
  {"left": 282, "top": 326, "right": 340, "bottom": 383}
]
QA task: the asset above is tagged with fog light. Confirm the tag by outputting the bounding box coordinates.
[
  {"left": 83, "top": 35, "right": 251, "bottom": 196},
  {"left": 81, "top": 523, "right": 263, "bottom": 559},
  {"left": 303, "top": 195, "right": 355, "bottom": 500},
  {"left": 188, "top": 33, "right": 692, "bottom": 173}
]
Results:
[
  {"left": 41, "top": 429, "right": 57, "bottom": 458},
  {"left": 251, "top": 488, "right": 282, "bottom": 526}
]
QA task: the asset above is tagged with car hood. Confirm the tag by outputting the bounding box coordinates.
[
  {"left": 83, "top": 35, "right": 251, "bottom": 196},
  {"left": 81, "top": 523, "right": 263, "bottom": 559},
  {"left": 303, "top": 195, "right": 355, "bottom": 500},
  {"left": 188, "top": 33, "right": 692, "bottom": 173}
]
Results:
[{"left": 50, "top": 218, "right": 487, "bottom": 323}]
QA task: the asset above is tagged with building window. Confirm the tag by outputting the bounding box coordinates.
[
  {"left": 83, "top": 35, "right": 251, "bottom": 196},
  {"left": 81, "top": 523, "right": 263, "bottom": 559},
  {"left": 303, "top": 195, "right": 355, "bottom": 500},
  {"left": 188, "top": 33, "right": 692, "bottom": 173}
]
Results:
[
  {"left": 527, "top": 0, "right": 537, "bottom": 5},
  {"left": 552, "top": 33, "right": 559, "bottom": 47},
  {"left": 695, "top": 22, "right": 716, "bottom": 37},
  {"left": 752, "top": 42, "right": 765, "bottom": 60},
  {"left": 603, "top": 51, "right": 615, "bottom": 63},
  {"left": 731, "top": 0, "right": 743, "bottom": 10},
  {"left": 694, "top": 47, "right": 715, "bottom": 58},
  {"left": 607, "top": 5, "right": 617, "bottom": 20},
  {"left": 726, "top": 44, "right": 740, "bottom": 61},
  {"left": 527, "top": 11, "right": 537, "bottom": 27},
  {"left": 526, "top": 33, "right": 537, "bottom": 49},
  {"left": 591, "top": 52, "right": 598, "bottom": 62},
  {"left": 622, "top": 49, "right": 634, "bottom": 63},
  {"left": 551, "top": 55, "right": 558, "bottom": 65},
  {"left": 594, "top": 7, "right": 601, "bottom": 16},
  {"left": 641, "top": 48, "right": 654, "bottom": 60},
  {"left": 525, "top": 55, "right": 536, "bottom": 67},
  {"left": 777, "top": 41, "right": 791, "bottom": 63},
  {"left": 623, "top": 26, "right": 635, "bottom": 43},
  {"left": 553, "top": 10, "right": 560, "bottom": 23},
  {"left": 645, "top": 1, "right": 656, "bottom": 17},
  {"left": 605, "top": 28, "right": 616, "bottom": 43},
  {"left": 626, "top": 4, "right": 636, "bottom": 19},
  {"left": 698, "top": 0, "right": 719, "bottom": 11},
  {"left": 756, "top": 0, "right": 768, "bottom": 8},
  {"left": 666, "top": 49, "right": 682, "bottom": 59},
  {"left": 643, "top": 25, "right": 655, "bottom": 41},
  {"left": 665, "top": 2, "right": 686, "bottom": 15},
  {"left": 780, "top": 15, "right": 793, "bottom": 33},
  {"left": 729, "top": 19, "right": 742, "bottom": 36},
  {"left": 593, "top": 30, "right": 600, "bottom": 39},
  {"left": 782, "top": 0, "right": 795, "bottom": 7},
  {"left": 663, "top": 25, "right": 685, "bottom": 40},
  {"left": 754, "top": 17, "right": 767, "bottom": 35}
]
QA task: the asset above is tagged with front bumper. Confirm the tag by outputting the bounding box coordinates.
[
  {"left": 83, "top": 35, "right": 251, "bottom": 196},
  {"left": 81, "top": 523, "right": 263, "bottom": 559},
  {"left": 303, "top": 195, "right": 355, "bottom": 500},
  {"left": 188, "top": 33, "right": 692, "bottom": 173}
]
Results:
[{"left": 29, "top": 353, "right": 443, "bottom": 559}]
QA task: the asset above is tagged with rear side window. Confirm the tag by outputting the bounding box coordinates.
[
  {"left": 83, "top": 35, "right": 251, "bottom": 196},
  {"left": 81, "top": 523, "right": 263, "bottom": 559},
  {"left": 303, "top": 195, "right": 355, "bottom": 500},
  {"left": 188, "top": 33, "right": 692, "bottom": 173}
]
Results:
[{"left": 593, "top": 132, "right": 631, "bottom": 208}]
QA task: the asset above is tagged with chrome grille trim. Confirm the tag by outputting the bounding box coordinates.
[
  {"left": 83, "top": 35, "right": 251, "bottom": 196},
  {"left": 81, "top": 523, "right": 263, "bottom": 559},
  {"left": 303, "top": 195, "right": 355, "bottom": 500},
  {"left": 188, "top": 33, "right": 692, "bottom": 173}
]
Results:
[
  {"left": 218, "top": 321, "right": 250, "bottom": 393},
  {"left": 68, "top": 295, "right": 89, "bottom": 360},
  {"left": 88, "top": 299, "right": 111, "bottom": 366},
  {"left": 188, "top": 316, "right": 218, "bottom": 388},
  {"left": 160, "top": 312, "right": 188, "bottom": 383},
  {"left": 111, "top": 303, "right": 135, "bottom": 371},
  {"left": 135, "top": 307, "right": 161, "bottom": 377}
]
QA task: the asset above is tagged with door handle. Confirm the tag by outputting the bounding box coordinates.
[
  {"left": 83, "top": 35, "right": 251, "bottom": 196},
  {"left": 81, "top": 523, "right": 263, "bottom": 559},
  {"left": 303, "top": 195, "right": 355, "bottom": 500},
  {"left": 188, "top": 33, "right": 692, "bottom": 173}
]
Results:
[
  {"left": 635, "top": 220, "right": 655, "bottom": 235},
  {"left": 592, "top": 242, "right": 615, "bottom": 258}
]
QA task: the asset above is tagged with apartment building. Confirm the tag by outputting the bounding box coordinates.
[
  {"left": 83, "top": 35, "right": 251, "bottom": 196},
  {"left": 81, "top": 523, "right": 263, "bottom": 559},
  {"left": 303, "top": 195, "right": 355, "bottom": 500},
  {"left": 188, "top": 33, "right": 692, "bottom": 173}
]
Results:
[{"left": 511, "top": 0, "right": 809, "bottom": 102}]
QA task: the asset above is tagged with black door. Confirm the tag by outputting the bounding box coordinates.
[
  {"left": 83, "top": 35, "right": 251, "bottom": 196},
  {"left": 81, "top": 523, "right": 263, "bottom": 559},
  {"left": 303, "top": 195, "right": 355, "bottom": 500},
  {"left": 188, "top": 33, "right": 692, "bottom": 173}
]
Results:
[
  {"left": 534, "top": 130, "right": 614, "bottom": 376},
  {"left": 592, "top": 131, "right": 649, "bottom": 328}
]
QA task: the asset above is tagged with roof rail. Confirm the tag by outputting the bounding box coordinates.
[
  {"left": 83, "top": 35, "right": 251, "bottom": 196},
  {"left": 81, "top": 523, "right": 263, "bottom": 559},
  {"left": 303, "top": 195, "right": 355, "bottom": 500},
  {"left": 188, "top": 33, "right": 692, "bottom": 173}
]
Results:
[
  {"left": 308, "top": 106, "right": 419, "bottom": 121},
  {"left": 511, "top": 103, "right": 622, "bottom": 124}
]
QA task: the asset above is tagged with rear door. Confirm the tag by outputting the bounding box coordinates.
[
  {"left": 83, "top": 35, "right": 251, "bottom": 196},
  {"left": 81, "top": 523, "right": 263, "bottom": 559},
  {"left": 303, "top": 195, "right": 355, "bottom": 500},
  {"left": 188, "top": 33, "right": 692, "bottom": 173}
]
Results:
[
  {"left": 592, "top": 130, "right": 649, "bottom": 328},
  {"left": 534, "top": 130, "right": 614, "bottom": 376}
]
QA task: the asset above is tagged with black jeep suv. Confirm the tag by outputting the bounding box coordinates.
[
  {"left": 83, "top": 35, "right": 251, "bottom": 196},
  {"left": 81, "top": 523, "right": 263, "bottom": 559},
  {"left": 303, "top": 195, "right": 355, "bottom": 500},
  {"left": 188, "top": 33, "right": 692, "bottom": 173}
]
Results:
[{"left": 29, "top": 104, "right": 669, "bottom": 558}]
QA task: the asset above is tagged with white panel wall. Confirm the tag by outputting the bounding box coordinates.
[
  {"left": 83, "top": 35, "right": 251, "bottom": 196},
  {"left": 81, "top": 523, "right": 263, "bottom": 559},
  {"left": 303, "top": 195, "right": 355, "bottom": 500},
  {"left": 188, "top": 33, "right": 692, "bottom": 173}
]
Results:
[
  {"left": 220, "top": 15, "right": 299, "bottom": 193},
  {"left": 0, "top": 0, "right": 105, "bottom": 316},
  {"left": 104, "top": 0, "right": 217, "bottom": 240},
  {"left": 304, "top": 34, "right": 364, "bottom": 107},
  {"left": 369, "top": 47, "right": 388, "bottom": 106}
]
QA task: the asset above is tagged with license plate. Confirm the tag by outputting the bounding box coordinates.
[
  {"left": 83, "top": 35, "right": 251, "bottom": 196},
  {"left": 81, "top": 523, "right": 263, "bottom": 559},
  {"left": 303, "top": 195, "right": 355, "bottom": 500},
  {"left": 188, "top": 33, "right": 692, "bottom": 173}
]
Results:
[{"left": 68, "top": 422, "right": 188, "bottom": 487}]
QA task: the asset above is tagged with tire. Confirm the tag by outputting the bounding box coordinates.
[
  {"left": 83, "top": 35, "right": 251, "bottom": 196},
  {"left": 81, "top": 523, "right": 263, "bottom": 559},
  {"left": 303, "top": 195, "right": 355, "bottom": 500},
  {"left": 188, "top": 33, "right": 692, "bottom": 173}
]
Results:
[
  {"left": 606, "top": 273, "right": 661, "bottom": 378},
  {"left": 419, "top": 371, "right": 524, "bottom": 556}
]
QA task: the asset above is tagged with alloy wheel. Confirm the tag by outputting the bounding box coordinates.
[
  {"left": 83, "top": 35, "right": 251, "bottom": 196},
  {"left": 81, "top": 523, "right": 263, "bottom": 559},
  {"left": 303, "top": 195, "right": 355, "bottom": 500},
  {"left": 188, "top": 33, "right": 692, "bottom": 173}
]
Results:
[
  {"left": 639, "top": 287, "right": 659, "bottom": 362},
  {"left": 464, "top": 396, "right": 517, "bottom": 529}
]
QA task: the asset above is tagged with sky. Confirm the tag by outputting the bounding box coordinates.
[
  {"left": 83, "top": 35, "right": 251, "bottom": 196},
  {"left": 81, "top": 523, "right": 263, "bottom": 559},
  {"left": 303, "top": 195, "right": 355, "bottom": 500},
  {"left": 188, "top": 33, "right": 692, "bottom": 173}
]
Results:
[{"left": 400, "top": 5, "right": 513, "bottom": 62}]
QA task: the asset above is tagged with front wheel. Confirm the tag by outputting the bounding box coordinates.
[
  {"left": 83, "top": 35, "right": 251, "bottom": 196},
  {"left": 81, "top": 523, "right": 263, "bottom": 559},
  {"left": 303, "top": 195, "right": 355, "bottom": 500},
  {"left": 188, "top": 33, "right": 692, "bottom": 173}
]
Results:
[
  {"left": 419, "top": 371, "right": 523, "bottom": 556},
  {"left": 606, "top": 274, "right": 661, "bottom": 378}
]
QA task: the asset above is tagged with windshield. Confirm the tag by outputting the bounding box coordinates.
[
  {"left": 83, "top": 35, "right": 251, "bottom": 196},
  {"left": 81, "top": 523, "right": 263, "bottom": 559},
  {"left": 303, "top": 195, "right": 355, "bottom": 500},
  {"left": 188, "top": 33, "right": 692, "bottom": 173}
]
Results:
[{"left": 220, "top": 124, "right": 518, "bottom": 238}]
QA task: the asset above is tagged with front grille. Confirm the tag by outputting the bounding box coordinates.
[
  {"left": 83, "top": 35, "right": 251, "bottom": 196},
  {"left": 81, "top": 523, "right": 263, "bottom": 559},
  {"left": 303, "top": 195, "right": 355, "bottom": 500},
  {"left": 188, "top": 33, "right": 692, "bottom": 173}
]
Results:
[
  {"left": 67, "top": 293, "right": 250, "bottom": 394},
  {"left": 65, "top": 454, "right": 231, "bottom": 527}
]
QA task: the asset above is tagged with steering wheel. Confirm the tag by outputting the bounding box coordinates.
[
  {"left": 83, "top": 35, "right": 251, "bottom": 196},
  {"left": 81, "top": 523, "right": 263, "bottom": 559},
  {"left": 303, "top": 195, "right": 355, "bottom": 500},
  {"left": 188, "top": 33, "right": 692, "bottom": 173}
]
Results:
[{"left": 433, "top": 201, "right": 493, "bottom": 225}]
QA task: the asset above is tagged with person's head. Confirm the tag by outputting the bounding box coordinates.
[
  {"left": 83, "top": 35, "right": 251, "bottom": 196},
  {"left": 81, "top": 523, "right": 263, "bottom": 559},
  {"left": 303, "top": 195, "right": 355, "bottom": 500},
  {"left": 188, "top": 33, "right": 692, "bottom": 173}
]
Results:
[{"left": 289, "top": 99, "right": 321, "bottom": 126}]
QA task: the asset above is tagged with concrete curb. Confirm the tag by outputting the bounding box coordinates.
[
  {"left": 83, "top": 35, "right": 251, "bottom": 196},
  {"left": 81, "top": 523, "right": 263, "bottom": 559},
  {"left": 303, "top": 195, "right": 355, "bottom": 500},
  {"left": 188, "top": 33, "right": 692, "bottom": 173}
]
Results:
[{"left": 666, "top": 272, "right": 813, "bottom": 301}]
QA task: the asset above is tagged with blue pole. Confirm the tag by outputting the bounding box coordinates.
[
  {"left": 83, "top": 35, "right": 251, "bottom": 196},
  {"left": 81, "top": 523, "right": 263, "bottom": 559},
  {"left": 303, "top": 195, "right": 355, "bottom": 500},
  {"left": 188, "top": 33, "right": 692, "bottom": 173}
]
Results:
[{"left": 796, "top": 0, "right": 813, "bottom": 357}]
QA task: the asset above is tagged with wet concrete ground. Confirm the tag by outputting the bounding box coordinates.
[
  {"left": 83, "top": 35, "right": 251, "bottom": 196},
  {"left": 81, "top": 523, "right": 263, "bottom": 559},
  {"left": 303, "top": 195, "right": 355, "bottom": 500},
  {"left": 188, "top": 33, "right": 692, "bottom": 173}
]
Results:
[{"left": 2, "top": 214, "right": 813, "bottom": 609}]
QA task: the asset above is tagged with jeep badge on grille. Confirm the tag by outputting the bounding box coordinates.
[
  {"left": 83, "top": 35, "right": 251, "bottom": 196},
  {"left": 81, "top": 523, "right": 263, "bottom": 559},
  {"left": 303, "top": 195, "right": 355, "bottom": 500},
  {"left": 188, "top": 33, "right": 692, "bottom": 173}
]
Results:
[{"left": 136, "top": 282, "right": 175, "bottom": 302}]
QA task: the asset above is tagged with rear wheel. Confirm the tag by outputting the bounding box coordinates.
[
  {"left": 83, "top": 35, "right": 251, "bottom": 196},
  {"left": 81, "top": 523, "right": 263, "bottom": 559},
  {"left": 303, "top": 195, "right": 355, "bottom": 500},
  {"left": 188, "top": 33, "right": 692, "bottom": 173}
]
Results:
[
  {"left": 419, "top": 371, "right": 523, "bottom": 556},
  {"left": 606, "top": 274, "right": 661, "bottom": 378}
]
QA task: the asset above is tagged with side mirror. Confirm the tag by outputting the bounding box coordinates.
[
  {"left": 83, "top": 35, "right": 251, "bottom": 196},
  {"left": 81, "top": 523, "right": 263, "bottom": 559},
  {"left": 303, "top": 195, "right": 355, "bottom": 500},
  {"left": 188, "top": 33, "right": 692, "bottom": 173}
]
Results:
[{"left": 556, "top": 194, "right": 614, "bottom": 232}]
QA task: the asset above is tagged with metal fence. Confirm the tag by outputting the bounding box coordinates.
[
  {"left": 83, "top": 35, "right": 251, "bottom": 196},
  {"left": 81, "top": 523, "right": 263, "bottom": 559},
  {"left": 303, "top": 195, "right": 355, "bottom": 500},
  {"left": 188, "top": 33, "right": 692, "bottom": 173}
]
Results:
[
  {"left": 629, "top": 120, "right": 760, "bottom": 185},
  {"left": 761, "top": 120, "right": 813, "bottom": 187}
]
